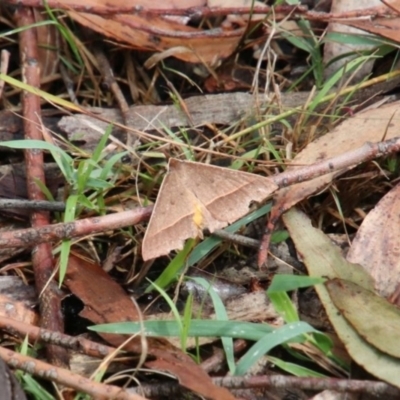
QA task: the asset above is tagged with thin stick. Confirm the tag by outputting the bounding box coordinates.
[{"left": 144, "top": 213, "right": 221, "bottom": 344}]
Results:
[
  {"left": 15, "top": 6, "right": 68, "bottom": 368},
  {"left": 0, "top": 199, "right": 65, "bottom": 211},
  {"left": 0, "top": 346, "right": 147, "bottom": 400}
]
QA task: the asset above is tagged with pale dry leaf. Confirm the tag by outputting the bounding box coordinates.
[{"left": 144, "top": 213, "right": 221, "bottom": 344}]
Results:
[
  {"left": 326, "top": 278, "right": 400, "bottom": 359},
  {"left": 282, "top": 208, "right": 400, "bottom": 389},
  {"left": 347, "top": 183, "right": 400, "bottom": 299}
]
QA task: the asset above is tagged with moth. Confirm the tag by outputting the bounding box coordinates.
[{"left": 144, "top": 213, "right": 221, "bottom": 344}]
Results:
[{"left": 142, "top": 159, "right": 277, "bottom": 260}]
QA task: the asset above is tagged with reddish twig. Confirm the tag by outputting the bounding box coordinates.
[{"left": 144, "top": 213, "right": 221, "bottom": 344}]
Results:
[
  {"left": 129, "top": 375, "right": 400, "bottom": 398},
  {"left": 0, "top": 316, "right": 117, "bottom": 360},
  {"left": 2, "top": 1, "right": 394, "bottom": 21},
  {"left": 0, "top": 206, "right": 152, "bottom": 249},
  {"left": 213, "top": 375, "right": 400, "bottom": 396},
  {"left": 92, "top": 45, "right": 135, "bottom": 146},
  {"left": 0, "top": 346, "right": 148, "bottom": 400},
  {"left": 14, "top": 6, "right": 68, "bottom": 368}
]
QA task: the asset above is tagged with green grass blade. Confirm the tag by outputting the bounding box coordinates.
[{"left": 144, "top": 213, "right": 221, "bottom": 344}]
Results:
[
  {"left": 0, "top": 139, "right": 74, "bottom": 182},
  {"left": 235, "top": 322, "right": 316, "bottom": 375},
  {"left": 268, "top": 291, "right": 299, "bottom": 323},
  {"left": 146, "top": 281, "right": 182, "bottom": 333},
  {"left": 187, "top": 203, "right": 272, "bottom": 266},
  {"left": 266, "top": 356, "right": 327, "bottom": 377},
  {"left": 90, "top": 319, "right": 275, "bottom": 340},
  {"left": 145, "top": 238, "right": 196, "bottom": 292},
  {"left": 267, "top": 275, "right": 325, "bottom": 293},
  {"left": 191, "top": 277, "right": 235, "bottom": 374},
  {"left": 181, "top": 293, "right": 194, "bottom": 350},
  {"left": 58, "top": 194, "right": 79, "bottom": 284}
]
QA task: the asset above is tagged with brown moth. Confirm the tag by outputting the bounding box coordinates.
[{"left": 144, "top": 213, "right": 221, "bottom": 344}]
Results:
[{"left": 142, "top": 159, "right": 277, "bottom": 261}]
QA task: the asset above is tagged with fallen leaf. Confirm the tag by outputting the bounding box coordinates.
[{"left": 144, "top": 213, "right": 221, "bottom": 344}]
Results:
[
  {"left": 326, "top": 278, "right": 400, "bottom": 359},
  {"left": 65, "top": 0, "right": 243, "bottom": 64},
  {"left": 282, "top": 208, "right": 400, "bottom": 388},
  {"left": 347, "top": 183, "right": 400, "bottom": 299}
]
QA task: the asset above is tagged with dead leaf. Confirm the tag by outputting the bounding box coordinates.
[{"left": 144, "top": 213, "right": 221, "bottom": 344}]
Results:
[
  {"left": 347, "top": 183, "right": 400, "bottom": 299},
  {"left": 326, "top": 278, "right": 400, "bottom": 359},
  {"left": 142, "top": 158, "right": 278, "bottom": 260},
  {"left": 64, "top": 253, "right": 236, "bottom": 400},
  {"left": 282, "top": 208, "right": 400, "bottom": 388},
  {"left": 66, "top": 0, "right": 243, "bottom": 64}
]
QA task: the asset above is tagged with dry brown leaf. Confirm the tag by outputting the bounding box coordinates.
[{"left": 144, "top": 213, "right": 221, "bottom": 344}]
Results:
[
  {"left": 267, "top": 100, "right": 400, "bottom": 242},
  {"left": 347, "top": 183, "right": 400, "bottom": 299},
  {"left": 64, "top": 0, "right": 243, "bottom": 64},
  {"left": 64, "top": 253, "right": 236, "bottom": 400}
]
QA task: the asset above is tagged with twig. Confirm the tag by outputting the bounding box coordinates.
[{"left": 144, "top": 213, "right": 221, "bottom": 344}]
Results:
[
  {"left": 128, "top": 375, "right": 400, "bottom": 398},
  {"left": 0, "top": 199, "right": 65, "bottom": 211},
  {"left": 0, "top": 206, "right": 152, "bottom": 248},
  {"left": 213, "top": 375, "right": 400, "bottom": 396},
  {"left": 0, "top": 346, "right": 148, "bottom": 400},
  {"left": 14, "top": 6, "right": 68, "bottom": 368},
  {"left": 92, "top": 45, "right": 136, "bottom": 147},
  {"left": 0, "top": 316, "right": 117, "bottom": 359},
  {"left": 212, "top": 230, "right": 259, "bottom": 248}
]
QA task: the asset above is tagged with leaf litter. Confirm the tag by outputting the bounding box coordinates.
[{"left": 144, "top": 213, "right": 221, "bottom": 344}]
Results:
[{"left": 2, "top": 0, "right": 400, "bottom": 398}]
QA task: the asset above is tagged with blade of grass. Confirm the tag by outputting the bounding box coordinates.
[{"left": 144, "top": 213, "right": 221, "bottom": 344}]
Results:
[
  {"left": 234, "top": 321, "right": 316, "bottom": 375},
  {"left": 181, "top": 292, "right": 194, "bottom": 351},
  {"left": 187, "top": 203, "right": 272, "bottom": 266},
  {"left": 90, "top": 319, "right": 275, "bottom": 340},
  {"left": 191, "top": 277, "right": 235, "bottom": 374},
  {"left": 266, "top": 356, "right": 327, "bottom": 377},
  {"left": 146, "top": 280, "right": 183, "bottom": 337},
  {"left": 267, "top": 275, "right": 325, "bottom": 293},
  {"left": 145, "top": 238, "right": 196, "bottom": 292},
  {"left": 267, "top": 291, "right": 299, "bottom": 323}
]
